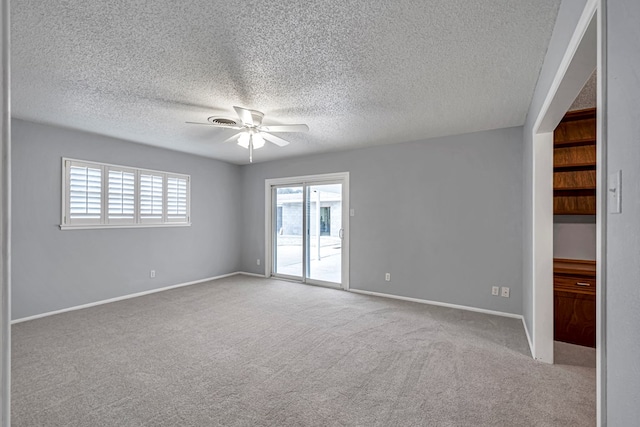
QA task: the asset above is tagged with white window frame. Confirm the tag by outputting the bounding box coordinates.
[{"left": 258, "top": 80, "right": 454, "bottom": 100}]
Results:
[{"left": 61, "top": 158, "right": 191, "bottom": 230}]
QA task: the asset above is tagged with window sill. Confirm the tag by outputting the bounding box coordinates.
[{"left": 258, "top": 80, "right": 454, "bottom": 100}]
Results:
[{"left": 59, "top": 223, "right": 192, "bottom": 231}]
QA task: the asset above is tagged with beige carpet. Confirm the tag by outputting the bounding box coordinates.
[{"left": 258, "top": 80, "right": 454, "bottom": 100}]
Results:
[{"left": 12, "top": 276, "right": 596, "bottom": 426}]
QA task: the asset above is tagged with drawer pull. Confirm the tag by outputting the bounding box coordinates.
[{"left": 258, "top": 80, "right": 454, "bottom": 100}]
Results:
[{"left": 576, "top": 282, "right": 591, "bottom": 287}]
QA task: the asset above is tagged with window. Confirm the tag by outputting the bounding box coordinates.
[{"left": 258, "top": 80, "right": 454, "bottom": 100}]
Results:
[
  {"left": 320, "top": 206, "right": 331, "bottom": 236},
  {"left": 62, "top": 158, "right": 190, "bottom": 229}
]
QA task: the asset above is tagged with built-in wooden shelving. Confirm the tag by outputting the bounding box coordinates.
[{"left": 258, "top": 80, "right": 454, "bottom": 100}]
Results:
[
  {"left": 553, "top": 138, "right": 596, "bottom": 148},
  {"left": 553, "top": 108, "right": 596, "bottom": 215},
  {"left": 553, "top": 162, "right": 596, "bottom": 171}
]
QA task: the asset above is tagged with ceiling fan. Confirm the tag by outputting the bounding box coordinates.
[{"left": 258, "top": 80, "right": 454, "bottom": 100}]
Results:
[{"left": 186, "top": 106, "right": 309, "bottom": 162}]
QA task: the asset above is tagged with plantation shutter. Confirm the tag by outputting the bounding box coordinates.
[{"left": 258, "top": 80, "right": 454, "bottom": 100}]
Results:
[
  {"left": 107, "top": 167, "right": 136, "bottom": 223},
  {"left": 62, "top": 158, "right": 190, "bottom": 229},
  {"left": 166, "top": 175, "right": 189, "bottom": 223},
  {"left": 139, "top": 173, "right": 164, "bottom": 223},
  {"left": 67, "top": 161, "right": 102, "bottom": 224}
]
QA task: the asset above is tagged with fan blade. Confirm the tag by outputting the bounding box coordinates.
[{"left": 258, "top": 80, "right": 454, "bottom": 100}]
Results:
[
  {"left": 234, "top": 106, "right": 254, "bottom": 126},
  {"left": 221, "top": 133, "right": 242, "bottom": 144},
  {"left": 251, "top": 111, "right": 264, "bottom": 126},
  {"left": 262, "top": 132, "right": 290, "bottom": 147},
  {"left": 261, "top": 124, "right": 309, "bottom": 133},
  {"left": 186, "top": 121, "right": 243, "bottom": 129}
]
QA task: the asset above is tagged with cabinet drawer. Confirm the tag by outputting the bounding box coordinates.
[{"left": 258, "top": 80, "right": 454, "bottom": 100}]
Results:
[{"left": 554, "top": 275, "right": 596, "bottom": 295}]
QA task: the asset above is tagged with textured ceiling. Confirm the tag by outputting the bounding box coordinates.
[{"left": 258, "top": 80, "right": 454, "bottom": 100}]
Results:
[
  {"left": 569, "top": 71, "right": 597, "bottom": 111},
  {"left": 12, "top": 0, "right": 561, "bottom": 165}
]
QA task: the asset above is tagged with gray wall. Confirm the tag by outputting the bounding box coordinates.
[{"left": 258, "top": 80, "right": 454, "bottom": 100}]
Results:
[
  {"left": 11, "top": 119, "right": 242, "bottom": 319},
  {"left": 240, "top": 127, "right": 524, "bottom": 315},
  {"left": 553, "top": 216, "right": 596, "bottom": 260},
  {"left": 522, "top": 0, "right": 588, "bottom": 336},
  {"left": 606, "top": 0, "right": 640, "bottom": 423}
]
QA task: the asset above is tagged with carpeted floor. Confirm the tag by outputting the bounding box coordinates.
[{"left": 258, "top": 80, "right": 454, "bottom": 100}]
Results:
[{"left": 12, "top": 276, "right": 596, "bottom": 426}]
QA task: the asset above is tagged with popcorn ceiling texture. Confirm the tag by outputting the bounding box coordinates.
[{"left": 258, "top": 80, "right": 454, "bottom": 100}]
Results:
[
  {"left": 12, "top": 0, "right": 561, "bottom": 164},
  {"left": 569, "top": 71, "right": 597, "bottom": 111}
]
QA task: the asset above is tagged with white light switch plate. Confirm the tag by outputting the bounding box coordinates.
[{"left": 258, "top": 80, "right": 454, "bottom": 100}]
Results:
[{"left": 609, "top": 170, "right": 622, "bottom": 214}]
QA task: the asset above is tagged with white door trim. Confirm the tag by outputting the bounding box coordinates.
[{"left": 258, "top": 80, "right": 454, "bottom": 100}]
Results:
[
  {"left": 595, "top": 2, "right": 607, "bottom": 423},
  {"left": 0, "top": 0, "right": 11, "bottom": 424},
  {"left": 528, "top": 0, "right": 605, "bottom": 424},
  {"left": 264, "top": 172, "right": 350, "bottom": 290},
  {"left": 530, "top": 0, "right": 598, "bottom": 363}
]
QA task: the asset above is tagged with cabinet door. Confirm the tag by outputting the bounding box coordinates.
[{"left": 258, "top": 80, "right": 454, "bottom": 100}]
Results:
[{"left": 554, "top": 290, "right": 596, "bottom": 347}]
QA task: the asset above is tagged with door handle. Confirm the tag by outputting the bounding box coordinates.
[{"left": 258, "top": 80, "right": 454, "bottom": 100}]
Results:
[
  {"left": 576, "top": 282, "right": 591, "bottom": 287},
  {"left": 339, "top": 228, "right": 344, "bottom": 239}
]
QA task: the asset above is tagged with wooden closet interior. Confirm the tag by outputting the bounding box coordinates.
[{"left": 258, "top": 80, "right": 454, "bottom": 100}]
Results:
[{"left": 553, "top": 107, "right": 596, "bottom": 348}]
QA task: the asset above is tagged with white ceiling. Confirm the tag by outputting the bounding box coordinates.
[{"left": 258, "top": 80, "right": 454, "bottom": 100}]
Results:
[
  {"left": 12, "top": 0, "right": 561, "bottom": 165},
  {"left": 569, "top": 71, "right": 597, "bottom": 111}
]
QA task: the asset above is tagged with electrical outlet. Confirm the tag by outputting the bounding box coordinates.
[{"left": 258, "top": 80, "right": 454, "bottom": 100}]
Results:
[
  {"left": 501, "top": 287, "right": 510, "bottom": 298},
  {"left": 257, "top": 259, "right": 261, "bottom": 266},
  {"left": 492, "top": 286, "right": 500, "bottom": 296},
  {"left": 150, "top": 270, "right": 156, "bottom": 278},
  {"left": 385, "top": 273, "right": 391, "bottom": 282}
]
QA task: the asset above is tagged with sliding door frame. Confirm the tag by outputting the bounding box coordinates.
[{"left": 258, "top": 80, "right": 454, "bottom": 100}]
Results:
[{"left": 265, "top": 172, "right": 350, "bottom": 290}]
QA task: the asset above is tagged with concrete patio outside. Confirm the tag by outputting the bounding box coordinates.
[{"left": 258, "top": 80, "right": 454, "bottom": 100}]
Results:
[{"left": 275, "top": 235, "right": 342, "bottom": 284}]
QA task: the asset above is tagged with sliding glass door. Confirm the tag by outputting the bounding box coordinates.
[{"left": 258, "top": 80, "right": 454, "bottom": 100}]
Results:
[
  {"left": 305, "top": 184, "right": 342, "bottom": 284},
  {"left": 273, "top": 186, "right": 303, "bottom": 279},
  {"left": 271, "top": 177, "right": 346, "bottom": 288}
]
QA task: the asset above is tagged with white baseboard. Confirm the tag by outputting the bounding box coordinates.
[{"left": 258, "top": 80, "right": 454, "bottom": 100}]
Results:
[
  {"left": 348, "top": 288, "right": 523, "bottom": 320},
  {"left": 11, "top": 272, "right": 241, "bottom": 324},
  {"left": 522, "top": 317, "right": 534, "bottom": 358},
  {"left": 237, "top": 271, "right": 268, "bottom": 278}
]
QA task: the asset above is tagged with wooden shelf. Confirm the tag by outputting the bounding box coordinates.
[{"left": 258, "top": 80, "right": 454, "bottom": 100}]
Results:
[
  {"left": 553, "top": 162, "right": 596, "bottom": 171},
  {"left": 553, "top": 108, "right": 596, "bottom": 215},
  {"left": 561, "top": 108, "right": 597, "bottom": 122},
  {"left": 554, "top": 137, "right": 596, "bottom": 148},
  {"left": 554, "top": 194, "right": 596, "bottom": 214},
  {"left": 554, "top": 186, "right": 596, "bottom": 191},
  {"left": 554, "top": 258, "right": 596, "bottom": 275},
  {"left": 554, "top": 188, "right": 596, "bottom": 199}
]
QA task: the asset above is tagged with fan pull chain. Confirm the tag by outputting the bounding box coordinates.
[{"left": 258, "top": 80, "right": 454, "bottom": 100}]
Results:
[{"left": 249, "top": 137, "right": 253, "bottom": 163}]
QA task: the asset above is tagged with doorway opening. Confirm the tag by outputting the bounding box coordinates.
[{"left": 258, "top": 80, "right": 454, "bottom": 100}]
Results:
[
  {"left": 529, "top": 0, "right": 605, "bottom": 423},
  {"left": 552, "top": 107, "right": 597, "bottom": 362},
  {"left": 265, "top": 173, "right": 349, "bottom": 290}
]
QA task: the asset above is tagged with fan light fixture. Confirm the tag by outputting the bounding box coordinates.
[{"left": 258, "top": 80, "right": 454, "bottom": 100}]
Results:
[
  {"left": 237, "top": 132, "right": 250, "bottom": 148},
  {"left": 237, "top": 131, "right": 266, "bottom": 162}
]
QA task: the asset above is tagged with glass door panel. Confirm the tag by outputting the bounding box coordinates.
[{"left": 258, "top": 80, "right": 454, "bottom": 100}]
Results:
[
  {"left": 306, "top": 183, "right": 342, "bottom": 284},
  {"left": 273, "top": 186, "right": 303, "bottom": 278}
]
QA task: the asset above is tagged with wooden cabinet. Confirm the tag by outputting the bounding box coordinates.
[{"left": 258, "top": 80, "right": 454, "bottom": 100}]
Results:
[
  {"left": 554, "top": 258, "right": 596, "bottom": 347},
  {"left": 554, "top": 108, "right": 596, "bottom": 215}
]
